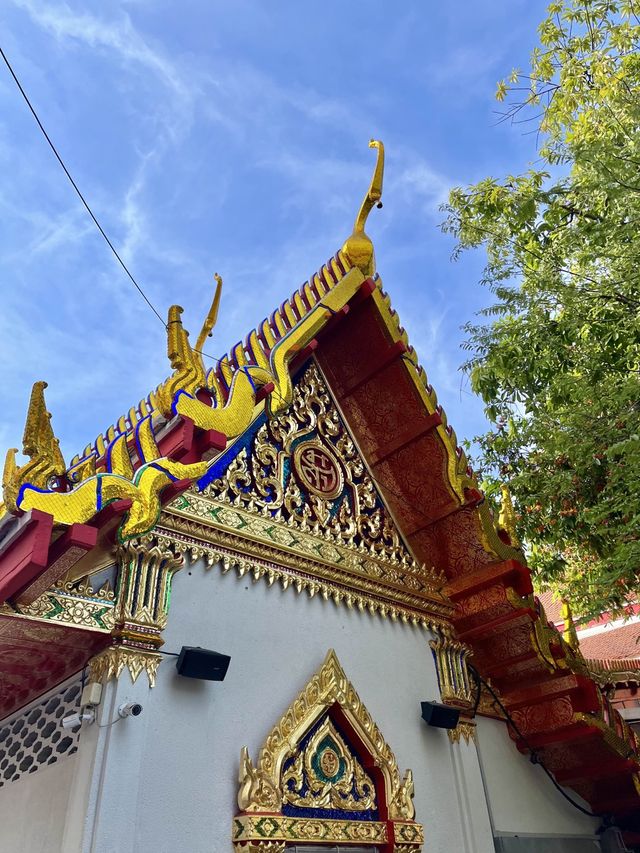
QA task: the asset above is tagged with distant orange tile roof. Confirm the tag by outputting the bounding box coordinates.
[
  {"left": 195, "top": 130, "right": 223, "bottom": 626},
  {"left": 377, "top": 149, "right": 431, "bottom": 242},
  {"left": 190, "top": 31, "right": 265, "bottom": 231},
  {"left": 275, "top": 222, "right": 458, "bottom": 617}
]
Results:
[
  {"left": 579, "top": 621, "right": 640, "bottom": 659},
  {"left": 537, "top": 590, "right": 563, "bottom": 625}
]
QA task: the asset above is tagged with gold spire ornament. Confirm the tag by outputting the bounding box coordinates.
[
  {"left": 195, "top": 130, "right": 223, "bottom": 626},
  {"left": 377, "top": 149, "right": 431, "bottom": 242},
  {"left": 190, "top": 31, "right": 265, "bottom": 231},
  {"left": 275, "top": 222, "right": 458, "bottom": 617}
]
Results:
[
  {"left": 498, "top": 483, "right": 520, "bottom": 547},
  {"left": 157, "top": 274, "right": 223, "bottom": 418},
  {"left": 195, "top": 272, "right": 222, "bottom": 354},
  {"left": 2, "top": 381, "right": 66, "bottom": 513},
  {"left": 342, "top": 139, "right": 384, "bottom": 277},
  {"left": 561, "top": 599, "right": 580, "bottom": 652}
]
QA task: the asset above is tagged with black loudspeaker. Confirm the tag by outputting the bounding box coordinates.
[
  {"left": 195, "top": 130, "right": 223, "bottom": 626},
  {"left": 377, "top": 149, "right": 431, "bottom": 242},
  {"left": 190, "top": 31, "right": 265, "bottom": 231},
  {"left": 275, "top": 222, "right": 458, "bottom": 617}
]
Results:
[
  {"left": 176, "top": 646, "right": 231, "bottom": 681},
  {"left": 420, "top": 701, "right": 460, "bottom": 730}
]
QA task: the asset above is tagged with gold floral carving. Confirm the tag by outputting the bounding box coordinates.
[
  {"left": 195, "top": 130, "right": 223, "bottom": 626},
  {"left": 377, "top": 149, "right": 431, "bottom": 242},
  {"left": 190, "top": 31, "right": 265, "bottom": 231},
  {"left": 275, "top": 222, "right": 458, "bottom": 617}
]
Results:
[
  {"left": 163, "top": 361, "right": 451, "bottom": 629},
  {"left": 237, "top": 747, "right": 281, "bottom": 813},
  {"left": 78, "top": 539, "right": 183, "bottom": 688},
  {"left": 0, "top": 575, "right": 115, "bottom": 632},
  {"left": 388, "top": 769, "right": 416, "bottom": 820},
  {"left": 202, "top": 362, "right": 416, "bottom": 564},
  {"left": 113, "top": 538, "right": 183, "bottom": 649},
  {"left": 1, "top": 386, "right": 209, "bottom": 541},
  {"left": 232, "top": 815, "right": 390, "bottom": 849},
  {"left": 448, "top": 720, "right": 477, "bottom": 745},
  {"left": 2, "top": 380, "right": 66, "bottom": 514},
  {"left": 155, "top": 521, "right": 451, "bottom": 632},
  {"left": 282, "top": 717, "right": 376, "bottom": 812},
  {"left": 233, "top": 649, "right": 423, "bottom": 851},
  {"left": 88, "top": 645, "right": 162, "bottom": 687},
  {"left": 153, "top": 265, "right": 365, "bottom": 443}
]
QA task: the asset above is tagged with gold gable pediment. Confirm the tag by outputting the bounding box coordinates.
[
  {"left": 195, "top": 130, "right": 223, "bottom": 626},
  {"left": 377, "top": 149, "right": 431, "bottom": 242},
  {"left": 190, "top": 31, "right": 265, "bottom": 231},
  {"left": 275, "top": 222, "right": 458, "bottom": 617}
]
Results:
[
  {"left": 233, "top": 649, "right": 424, "bottom": 852},
  {"left": 158, "top": 360, "right": 452, "bottom": 629}
]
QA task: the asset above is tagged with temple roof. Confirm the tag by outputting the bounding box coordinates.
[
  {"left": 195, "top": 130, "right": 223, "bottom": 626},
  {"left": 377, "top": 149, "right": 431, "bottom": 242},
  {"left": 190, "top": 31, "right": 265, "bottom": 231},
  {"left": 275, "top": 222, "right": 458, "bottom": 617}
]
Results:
[{"left": 1, "top": 140, "right": 639, "bottom": 831}]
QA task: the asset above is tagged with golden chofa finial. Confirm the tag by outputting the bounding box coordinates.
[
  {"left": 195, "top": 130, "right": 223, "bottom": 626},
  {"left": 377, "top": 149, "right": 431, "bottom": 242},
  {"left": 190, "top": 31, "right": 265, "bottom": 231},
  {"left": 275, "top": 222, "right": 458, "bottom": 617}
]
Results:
[
  {"left": 2, "top": 380, "right": 66, "bottom": 513},
  {"left": 157, "top": 274, "right": 223, "bottom": 418},
  {"left": 498, "top": 483, "right": 520, "bottom": 547},
  {"left": 196, "top": 273, "right": 222, "bottom": 354},
  {"left": 561, "top": 599, "right": 580, "bottom": 652},
  {"left": 342, "top": 139, "right": 384, "bottom": 277}
]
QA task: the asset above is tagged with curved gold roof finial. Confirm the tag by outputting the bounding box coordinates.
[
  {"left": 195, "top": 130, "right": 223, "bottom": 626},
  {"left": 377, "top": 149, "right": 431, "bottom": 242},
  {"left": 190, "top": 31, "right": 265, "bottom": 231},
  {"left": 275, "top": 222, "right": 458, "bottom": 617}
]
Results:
[
  {"left": 157, "top": 274, "right": 223, "bottom": 418},
  {"left": 1, "top": 380, "right": 66, "bottom": 513},
  {"left": 498, "top": 483, "right": 520, "bottom": 547},
  {"left": 342, "top": 139, "right": 384, "bottom": 277},
  {"left": 561, "top": 599, "right": 580, "bottom": 652},
  {"left": 196, "top": 273, "right": 222, "bottom": 354}
]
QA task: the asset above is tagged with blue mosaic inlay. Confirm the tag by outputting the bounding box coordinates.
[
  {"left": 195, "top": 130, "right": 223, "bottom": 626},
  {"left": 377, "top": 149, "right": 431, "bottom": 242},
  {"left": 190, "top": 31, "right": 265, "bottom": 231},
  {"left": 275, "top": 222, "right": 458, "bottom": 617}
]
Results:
[{"left": 281, "top": 712, "right": 379, "bottom": 821}]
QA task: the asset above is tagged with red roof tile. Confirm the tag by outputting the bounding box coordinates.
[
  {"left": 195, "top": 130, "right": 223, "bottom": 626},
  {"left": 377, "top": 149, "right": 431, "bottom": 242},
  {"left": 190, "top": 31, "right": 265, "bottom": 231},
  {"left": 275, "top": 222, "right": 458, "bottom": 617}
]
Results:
[{"left": 579, "top": 621, "right": 640, "bottom": 659}]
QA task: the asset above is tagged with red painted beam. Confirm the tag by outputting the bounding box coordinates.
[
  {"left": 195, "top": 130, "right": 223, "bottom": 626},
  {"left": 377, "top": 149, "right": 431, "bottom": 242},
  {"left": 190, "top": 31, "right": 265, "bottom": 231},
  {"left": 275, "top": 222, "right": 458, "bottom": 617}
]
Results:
[
  {"left": 88, "top": 499, "right": 133, "bottom": 531},
  {"left": 555, "top": 756, "right": 640, "bottom": 786},
  {"left": 370, "top": 412, "right": 443, "bottom": 467},
  {"left": 157, "top": 415, "right": 195, "bottom": 461},
  {"left": 0, "top": 510, "right": 53, "bottom": 603},
  {"left": 514, "top": 723, "right": 601, "bottom": 752},
  {"left": 194, "top": 428, "right": 227, "bottom": 461},
  {"left": 369, "top": 412, "right": 442, "bottom": 468},
  {"left": 445, "top": 559, "right": 533, "bottom": 601},
  {"left": 255, "top": 381, "right": 275, "bottom": 403},
  {"left": 349, "top": 277, "right": 377, "bottom": 308},
  {"left": 319, "top": 303, "right": 350, "bottom": 337},
  {"left": 591, "top": 794, "right": 640, "bottom": 817},
  {"left": 290, "top": 339, "right": 319, "bottom": 373},
  {"left": 14, "top": 522, "right": 98, "bottom": 605},
  {"left": 339, "top": 340, "right": 408, "bottom": 400},
  {"left": 501, "top": 674, "right": 582, "bottom": 711},
  {"left": 404, "top": 488, "right": 485, "bottom": 540},
  {"left": 160, "top": 478, "right": 193, "bottom": 506}
]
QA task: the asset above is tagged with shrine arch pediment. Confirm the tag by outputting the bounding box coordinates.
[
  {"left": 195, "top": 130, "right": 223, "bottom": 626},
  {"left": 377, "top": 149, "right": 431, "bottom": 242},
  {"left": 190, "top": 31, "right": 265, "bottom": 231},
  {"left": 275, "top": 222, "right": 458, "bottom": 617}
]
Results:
[{"left": 232, "top": 649, "right": 423, "bottom": 853}]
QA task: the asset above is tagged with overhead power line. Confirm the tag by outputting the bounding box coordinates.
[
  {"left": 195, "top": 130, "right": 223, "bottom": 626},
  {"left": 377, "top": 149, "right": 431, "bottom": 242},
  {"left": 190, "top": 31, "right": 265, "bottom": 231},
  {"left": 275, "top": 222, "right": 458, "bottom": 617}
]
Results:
[
  {"left": 0, "top": 45, "right": 286, "bottom": 394},
  {"left": 0, "top": 43, "right": 166, "bottom": 326}
]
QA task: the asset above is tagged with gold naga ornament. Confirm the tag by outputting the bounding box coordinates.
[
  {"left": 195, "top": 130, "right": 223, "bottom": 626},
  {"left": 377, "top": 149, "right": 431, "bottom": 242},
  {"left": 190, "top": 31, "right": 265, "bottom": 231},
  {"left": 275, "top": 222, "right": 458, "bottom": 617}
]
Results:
[
  {"left": 0, "top": 141, "right": 385, "bottom": 543},
  {"left": 1, "top": 381, "right": 208, "bottom": 541}
]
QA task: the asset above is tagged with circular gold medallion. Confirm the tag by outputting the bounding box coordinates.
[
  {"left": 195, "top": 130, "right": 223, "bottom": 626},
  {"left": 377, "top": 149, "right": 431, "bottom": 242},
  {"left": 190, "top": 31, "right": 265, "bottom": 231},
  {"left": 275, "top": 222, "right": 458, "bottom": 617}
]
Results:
[
  {"left": 292, "top": 441, "right": 343, "bottom": 500},
  {"left": 319, "top": 746, "right": 340, "bottom": 778}
]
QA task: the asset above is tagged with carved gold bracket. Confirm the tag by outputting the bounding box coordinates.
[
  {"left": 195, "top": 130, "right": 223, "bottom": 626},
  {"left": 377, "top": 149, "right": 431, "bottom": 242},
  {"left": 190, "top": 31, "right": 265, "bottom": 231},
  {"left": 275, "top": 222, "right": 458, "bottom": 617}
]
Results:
[
  {"left": 88, "top": 645, "right": 162, "bottom": 688},
  {"left": 84, "top": 538, "right": 183, "bottom": 688},
  {"left": 429, "top": 633, "right": 477, "bottom": 744}
]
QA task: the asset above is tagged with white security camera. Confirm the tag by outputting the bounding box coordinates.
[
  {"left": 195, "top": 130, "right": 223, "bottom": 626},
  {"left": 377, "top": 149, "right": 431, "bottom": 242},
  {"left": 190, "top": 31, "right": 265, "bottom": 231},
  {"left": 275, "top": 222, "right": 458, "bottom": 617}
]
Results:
[
  {"left": 61, "top": 710, "right": 95, "bottom": 730},
  {"left": 118, "top": 702, "right": 143, "bottom": 718}
]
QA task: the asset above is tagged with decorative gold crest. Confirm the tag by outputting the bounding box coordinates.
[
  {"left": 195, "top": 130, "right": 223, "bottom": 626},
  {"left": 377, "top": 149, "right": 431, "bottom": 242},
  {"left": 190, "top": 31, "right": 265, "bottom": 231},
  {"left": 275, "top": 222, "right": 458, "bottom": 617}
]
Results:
[
  {"left": 282, "top": 717, "right": 376, "bottom": 812},
  {"left": 233, "top": 649, "right": 423, "bottom": 851}
]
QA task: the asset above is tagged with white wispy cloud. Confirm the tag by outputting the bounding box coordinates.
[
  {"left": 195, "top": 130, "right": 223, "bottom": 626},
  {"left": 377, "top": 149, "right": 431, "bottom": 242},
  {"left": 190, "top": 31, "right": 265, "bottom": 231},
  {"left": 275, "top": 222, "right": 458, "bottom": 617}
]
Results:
[
  {"left": 1, "top": 0, "right": 486, "bottom": 469},
  {"left": 10, "top": 0, "right": 189, "bottom": 99},
  {"left": 394, "top": 158, "right": 451, "bottom": 215}
]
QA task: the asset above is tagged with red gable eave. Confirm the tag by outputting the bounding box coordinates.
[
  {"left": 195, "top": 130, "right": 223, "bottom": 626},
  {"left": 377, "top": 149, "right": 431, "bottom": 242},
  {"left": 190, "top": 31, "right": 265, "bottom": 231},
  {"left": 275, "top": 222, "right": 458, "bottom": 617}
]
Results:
[{"left": 313, "top": 276, "right": 640, "bottom": 827}]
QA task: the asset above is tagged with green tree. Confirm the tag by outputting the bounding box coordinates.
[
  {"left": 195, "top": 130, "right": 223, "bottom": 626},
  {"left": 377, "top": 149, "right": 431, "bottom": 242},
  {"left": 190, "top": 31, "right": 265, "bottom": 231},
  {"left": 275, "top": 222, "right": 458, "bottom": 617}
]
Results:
[{"left": 442, "top": 0, "right": 640, "bottom": 620}]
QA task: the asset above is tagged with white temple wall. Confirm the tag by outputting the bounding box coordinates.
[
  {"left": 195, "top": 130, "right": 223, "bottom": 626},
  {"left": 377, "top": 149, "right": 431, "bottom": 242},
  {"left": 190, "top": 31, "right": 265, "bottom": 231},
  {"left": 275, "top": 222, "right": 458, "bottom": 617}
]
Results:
[
  {"left": 79, "top": 556, "right": 599, "bottom": 853},
  {"left": 475, "top": 717, "right": 600, "bottom": 842},
  {"left": 0, "top": 756, "right": 77, "bottom": 852},
  {"left": 81, "top": 556, "right": 493, "bottom": 853},
  {"left": 0, "top": 675, "right": 98, "bottom": 853}
]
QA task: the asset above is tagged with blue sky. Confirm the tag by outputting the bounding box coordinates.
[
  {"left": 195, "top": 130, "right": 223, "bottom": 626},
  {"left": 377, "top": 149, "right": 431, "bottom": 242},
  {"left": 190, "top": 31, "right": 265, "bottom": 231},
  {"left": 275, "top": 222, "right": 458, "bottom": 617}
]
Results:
[{"left": 1, "top": 0, "right": 547, "bottom": 468}]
